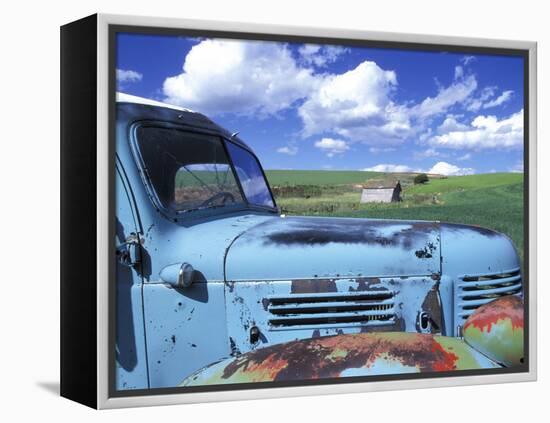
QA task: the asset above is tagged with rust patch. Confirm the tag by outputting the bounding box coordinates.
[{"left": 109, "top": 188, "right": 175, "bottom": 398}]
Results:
[
  {"left": 291, "top": 279, "right": 337, "bottom": 294},
  {"left": 348, "top": 277, "right": 384, "bottom": 292},
  {"left": 360, "top": 316, "right": 405, "bottom": 333},
  {"left": 464, "top": 295, "right": 523, "bottom": 333},
  {"left": 219, "top": 332, "right": 461, "bottom": 382}
]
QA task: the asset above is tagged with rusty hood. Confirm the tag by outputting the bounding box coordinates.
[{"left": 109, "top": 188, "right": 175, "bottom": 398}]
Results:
[
  {"left": 180, "top": 332, "right": 499, "bottom": 386},
  {"left": 224, "top": 216, "right": 441, "bottom": 281}
]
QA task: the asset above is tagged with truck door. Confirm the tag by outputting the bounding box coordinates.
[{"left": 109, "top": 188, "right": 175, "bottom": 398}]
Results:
[{"left": 114, "top": 159, "right": 149, "bottom": 390}]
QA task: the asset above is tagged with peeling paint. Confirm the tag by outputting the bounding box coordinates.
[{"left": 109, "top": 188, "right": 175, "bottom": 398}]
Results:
[
  {"left": 180, "top": 332, "right": 499, "bottom": 386},
  {"left": 291, "top": 279, "right": 337, "bottom": 294},
  {"left": 256, "top": 218, "right": 439, "bottom": 248},
  {"left": 463, "top": 296, "right": 523, "bottom": 366}
]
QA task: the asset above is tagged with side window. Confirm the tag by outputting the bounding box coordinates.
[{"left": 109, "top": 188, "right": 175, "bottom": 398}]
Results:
[
  {"left": 136, "top": 126, "right": 244, "bottom": 212},
  {"left": 225, "top": 141, "right": 275, "bottom": 208}
]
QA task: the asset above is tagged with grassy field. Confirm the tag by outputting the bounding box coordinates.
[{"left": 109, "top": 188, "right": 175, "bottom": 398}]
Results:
[
  {"left": 265, "top": 170, "right": 380, "bottom": 186},
  {"left": 264, "top": 170, "right": 524, "bottom": 262}
]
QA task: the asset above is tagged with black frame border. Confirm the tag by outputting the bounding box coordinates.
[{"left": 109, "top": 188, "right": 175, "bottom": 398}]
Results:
[{"left": 107, "top": 23, "right": 530, "bottom": 400}]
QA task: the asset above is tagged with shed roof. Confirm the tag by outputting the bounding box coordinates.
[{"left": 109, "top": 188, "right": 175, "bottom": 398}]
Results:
[{"left": 362, "top": 179, "right": 401, "bottom": 189}]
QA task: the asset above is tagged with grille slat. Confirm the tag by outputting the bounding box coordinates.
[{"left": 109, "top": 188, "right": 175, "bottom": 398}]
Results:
[
  {"left": 459, "top": 275, "right": 521, "bottom": 288},
  {"left": 267, "top": 291, "right": 396, "bottom": 329},
  {"left": 458, "top": 282, "right": 522, "bottom": 299},
  {"left": 268, "top": 291, "right": 392, "bottom": 305},
  {"left": 269, "top": 298, "right": 394, "bottom": 314},
  {"left": 454, "top": 268, "right": 522, "bottom": 334}
]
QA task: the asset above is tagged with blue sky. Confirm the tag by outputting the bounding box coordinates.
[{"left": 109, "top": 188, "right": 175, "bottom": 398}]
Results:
[{"left": 116, "top": 33, "right": 524, "bottom": 175}]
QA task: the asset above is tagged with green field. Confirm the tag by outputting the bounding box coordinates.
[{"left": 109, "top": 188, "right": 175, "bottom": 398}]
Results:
[
  {"left": 265, "top": 170, "right": 380, "bottom": 186},
  {"left": 264, "top": 170, "right": 524, "bottom": 262}
]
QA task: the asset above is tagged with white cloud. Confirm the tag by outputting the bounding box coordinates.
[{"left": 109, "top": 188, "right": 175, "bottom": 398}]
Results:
[
  {"left": 117, "top": 69, "right": 143, "bottom": 83},
  {"left": 314, "top": 137, "right": 350, "bottom": 157},
  {"left": 437, "top": 115, "right": 468, "bottom": 133},
  {"left": 428, "top": 161, "right": 474, "bottom": 176},
  {"left": 298, "top": 61, "right": 411, "bottom": 144},
  {"left": 428, "top": 109, "right": 523, "bottom": 150},
  {"left": 362, "top": 164, "right": 415, "bottom": 173},
  {"left": 276, "top": 146, "right": 298, "bottom": 155},
  {"left": 161, "top": 43, "right": 517, "bottom": 158},
  {"left": 483, "top": 90, "right": 513, "bottom": 109},
  {"left": 163, "top": 39, "right": 315, "bottom": 116},
  {"left": 465, "top": 86, "right": 495, "bottom": 112},
  {"left": 410, "top": 75, "right": 477, "bottom": 119},
  {"left": 298, "top": 44, "right": 349, "bottom": 67},
  {"left": 362, "top": 161, "right": 474, "bottom": 176},
  {"left": 467, "top": 87, "right": 512, "bottom": 112}
]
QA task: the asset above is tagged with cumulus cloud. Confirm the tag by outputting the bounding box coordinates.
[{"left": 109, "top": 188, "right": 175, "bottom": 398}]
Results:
[
  {"left": 117, "top": 69, "right": 143, "bottom": 83},
  {"left": 276, "top": 146, "right": 298, "bottom": 155},
  {"left": 163, "top": 39, "right": 315, "bottom": 116},
  {"left": 161, "top": 41, "right": 518, "bottom": 160},
  {"left": 437, "top": 115, "right": 468, "bottom": 133},
  {"left": 362, "top": 164, "right": 415, "bottom": 173},
  {"left": 428, "top": 109, "right": 523, "bottom": 150},
  {"left": 362, "top": 161, "right": 474, "bottom": 176},
  {"left": 428, "top": 161, "right": 474, "bottom": 176},
  {"left": 298, "top": 61, "right": 411, "bottom": 144},
  {"left": 298, "top": 44, "right": 349, "bottom": 67},
  {"left": 314, "top": 137, "right": 350, "bottom": 157}
]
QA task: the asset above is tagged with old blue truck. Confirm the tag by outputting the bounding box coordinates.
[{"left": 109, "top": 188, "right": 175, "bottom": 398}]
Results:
[{"left": 115, "top": 93, "right": 523, "bottom": 390}]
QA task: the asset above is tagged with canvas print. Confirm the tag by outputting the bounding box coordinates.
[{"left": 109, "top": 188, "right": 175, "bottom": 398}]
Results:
[{"left": 113, "top": 31, "right": 526, "bottom": 392}]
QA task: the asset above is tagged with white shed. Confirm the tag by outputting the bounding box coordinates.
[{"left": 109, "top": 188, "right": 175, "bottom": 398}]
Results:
[{"left": 360, "top": 180, "right": 402, "bottom": 203}]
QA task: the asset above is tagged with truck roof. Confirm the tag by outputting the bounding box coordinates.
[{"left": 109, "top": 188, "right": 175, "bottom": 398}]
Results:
[
  {"left": 116, "top": 92, "right": 195, "bottom": 113},
  {"left": 116, "top": 92, "right": 253, "bottom": 152}
]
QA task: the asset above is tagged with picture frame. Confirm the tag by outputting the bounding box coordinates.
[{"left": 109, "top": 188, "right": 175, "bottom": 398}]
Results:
[{"left": 60, "top": 13, "right": 537, "bottom": 409}]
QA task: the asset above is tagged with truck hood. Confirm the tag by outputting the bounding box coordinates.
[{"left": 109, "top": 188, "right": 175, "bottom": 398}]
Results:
[{"left": 225, "top": 216, "right": 441, "bottom": 281}]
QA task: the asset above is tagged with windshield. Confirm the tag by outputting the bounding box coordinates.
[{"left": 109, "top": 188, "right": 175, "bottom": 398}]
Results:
[
  {"left": 136, "top": 127, "right": 244, "bottom": 212},
  {"left": 225, "top": 141, "right": 275, "bottom": 208},
  {"left": 135, "top": 126, "right": 275, "bottom": 213}
]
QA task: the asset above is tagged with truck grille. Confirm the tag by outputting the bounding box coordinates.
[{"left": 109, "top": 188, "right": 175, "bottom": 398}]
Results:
[
  {"left": 266, "top": 290, "right": 395, "bottom": 329},
  {"left": 455, "top": 267, "right": 522, "bottom": 331}
]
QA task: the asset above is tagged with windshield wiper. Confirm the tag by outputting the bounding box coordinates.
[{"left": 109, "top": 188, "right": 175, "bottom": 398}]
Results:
[{"left": 178, "top": 203, "right": 238, "bottom": 214}]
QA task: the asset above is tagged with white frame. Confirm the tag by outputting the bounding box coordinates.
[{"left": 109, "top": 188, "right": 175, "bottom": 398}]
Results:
[{"left": 96, "top": 13, "right": 537, "bottom": 409}]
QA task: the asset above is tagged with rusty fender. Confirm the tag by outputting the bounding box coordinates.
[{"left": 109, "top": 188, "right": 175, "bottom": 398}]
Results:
[
  {"left": 180, "top": 332, "right": 499, "bottom": 386},
  {"left": 463, "top": 295, "right": 524, "bottom": 367}
]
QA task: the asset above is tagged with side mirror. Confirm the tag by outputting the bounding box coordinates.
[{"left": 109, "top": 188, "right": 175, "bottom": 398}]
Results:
[{"left": 160, "top": 262, "right": 195, "bottom": 288}]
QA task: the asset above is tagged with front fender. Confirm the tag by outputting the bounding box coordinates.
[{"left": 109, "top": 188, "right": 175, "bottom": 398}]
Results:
[{"left": 180, "top": 331, "right": 499, "bottom": 386}]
